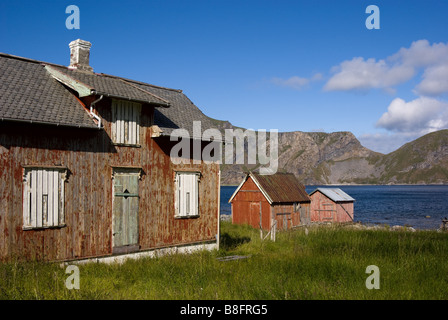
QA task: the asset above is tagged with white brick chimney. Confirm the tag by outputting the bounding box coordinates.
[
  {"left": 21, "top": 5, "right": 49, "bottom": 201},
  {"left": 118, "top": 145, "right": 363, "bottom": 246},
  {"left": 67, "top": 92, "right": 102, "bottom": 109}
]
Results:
[{"left": 68, "top": 39, "right": 93, "bottom": 72}]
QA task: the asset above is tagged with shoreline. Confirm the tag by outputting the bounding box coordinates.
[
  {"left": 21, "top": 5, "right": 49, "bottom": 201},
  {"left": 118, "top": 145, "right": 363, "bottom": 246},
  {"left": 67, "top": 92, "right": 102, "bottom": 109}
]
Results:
[
  {"left": 219, "top": 213, "right": 446, "bottom": 232},
  {"left": 221, "top": 183, "right": 448, "bottom": 187}
]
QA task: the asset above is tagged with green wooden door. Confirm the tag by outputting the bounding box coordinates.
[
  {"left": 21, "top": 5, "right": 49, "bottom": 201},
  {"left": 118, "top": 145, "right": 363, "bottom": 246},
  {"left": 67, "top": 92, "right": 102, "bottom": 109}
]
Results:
[{"left": 113, "top": 172, "right": 139, "bottom": 249}]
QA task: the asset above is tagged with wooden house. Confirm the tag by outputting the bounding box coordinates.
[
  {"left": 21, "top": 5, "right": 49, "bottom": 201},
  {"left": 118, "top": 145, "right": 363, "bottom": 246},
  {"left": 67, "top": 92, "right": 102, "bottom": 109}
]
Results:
[
  {"left": 228, "top": 172, "right": 311, "bottom": 231},
  {"left": 309, "top": 188, "right": 355, "bottom": 223},
  {"left": 0, "top": 39, "right": 222, "bottom": 263}
]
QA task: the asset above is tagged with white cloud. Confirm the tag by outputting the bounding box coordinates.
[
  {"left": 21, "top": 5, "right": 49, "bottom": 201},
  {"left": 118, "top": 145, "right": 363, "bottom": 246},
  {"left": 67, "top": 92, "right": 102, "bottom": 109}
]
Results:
[
  {"left": 324, "top": 40, "right": 448, "bottom": 96},
  {"left": 376, "top": 96, "right": 448, "bottom": 133},
  {"left": 311, "top": 73, "right": 323, "bottom": 81},
  {"left": 271, "top": 76, "right": 309, "bottom": 90},
  {"left": 271, "top": 73, "right": 323, "bottom": 90},
  {"left": 324, "top": 57, "right": 414, "bottom": 92},
  {"left": 392, "top": 39, "right": 448, "bottom": 68},
  {"left": 415, "top": 63, "right": 448, "bottom": 96}
]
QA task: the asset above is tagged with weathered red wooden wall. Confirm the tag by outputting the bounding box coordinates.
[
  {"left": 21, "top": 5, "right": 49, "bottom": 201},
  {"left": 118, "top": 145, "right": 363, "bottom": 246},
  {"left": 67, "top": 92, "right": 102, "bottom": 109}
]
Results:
[
  {"left": 271, "top": 202, "right": 310, "bottom": 230},
  {"left": 310, "top": 191, "right": 353, "bottom": 223},
  {"left": 0, "top": 97, "right": 219, "bottom": 261},
  {"left": 231, "top": 177, "right": 271, "bottom": 230}
]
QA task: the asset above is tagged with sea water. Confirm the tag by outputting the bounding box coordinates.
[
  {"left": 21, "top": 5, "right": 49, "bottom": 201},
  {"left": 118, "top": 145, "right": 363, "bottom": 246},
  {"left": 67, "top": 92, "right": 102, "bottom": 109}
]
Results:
[{"left": 220, "top": 185, "right": 448, "bottom": 230}]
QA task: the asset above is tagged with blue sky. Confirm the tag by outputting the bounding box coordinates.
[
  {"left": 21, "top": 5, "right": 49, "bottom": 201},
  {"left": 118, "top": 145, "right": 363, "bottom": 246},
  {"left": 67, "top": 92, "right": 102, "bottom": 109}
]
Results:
[{"left": 1, "top": 0, "right": 448, "bottom": 153}]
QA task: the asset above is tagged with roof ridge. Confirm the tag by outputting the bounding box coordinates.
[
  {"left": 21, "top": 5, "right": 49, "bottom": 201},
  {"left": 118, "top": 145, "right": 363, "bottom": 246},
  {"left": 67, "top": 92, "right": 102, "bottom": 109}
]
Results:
[
  {"left": 0, "top": 52, "right": 182, "bottom": 94},
  {"left": 0, "top": 52, "right": 67, "bottom": 68},
  {"left": 97, "top": 73, "right": 183, "bottom": 93}
]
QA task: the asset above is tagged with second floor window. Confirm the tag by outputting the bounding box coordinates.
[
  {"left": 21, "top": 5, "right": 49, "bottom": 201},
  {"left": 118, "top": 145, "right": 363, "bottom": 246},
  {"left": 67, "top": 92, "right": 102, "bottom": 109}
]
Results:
[{"left": 111, "top": 99, "right": 142, "bottom": 145}]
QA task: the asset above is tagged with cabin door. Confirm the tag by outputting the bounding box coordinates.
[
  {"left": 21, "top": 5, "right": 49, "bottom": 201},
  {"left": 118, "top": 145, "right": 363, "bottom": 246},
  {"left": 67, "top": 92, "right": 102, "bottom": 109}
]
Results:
[
  {"left": 249, "top": 202, "right": 261, "bottom": 229},
  {"left": 112, "top": 169, "right": 140, "bottom": 253},
  {"left": 276, "top": 212, "right": 291, "bottom": 230},
  {"left": 300, "top": 206, "right": 311, "bottom": 225}
]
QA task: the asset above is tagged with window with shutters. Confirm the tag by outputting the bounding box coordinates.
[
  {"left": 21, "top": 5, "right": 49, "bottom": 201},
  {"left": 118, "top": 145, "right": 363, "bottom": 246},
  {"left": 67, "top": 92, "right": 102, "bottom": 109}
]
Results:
[
  {"left": 174, "top": 172, "right": 200, "bottom": 218},
  {"left": 22, "top": 167, "right": 67, "bottom": 229},
  {"left": 111, "top": 99, "right": 142, "bottom": 146}
]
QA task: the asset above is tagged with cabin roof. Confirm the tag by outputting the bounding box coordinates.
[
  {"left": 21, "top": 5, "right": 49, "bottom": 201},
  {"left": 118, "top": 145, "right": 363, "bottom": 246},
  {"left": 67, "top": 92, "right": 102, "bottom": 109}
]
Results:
[
  {"left": 229, "top": 172, "right": 311, "bottom": 204},
  {"left": 309, "top": 188, "right": 355, "bottom": 202},
  {"left": 0, "top": 52, "right": 223, "bottom": 139}
]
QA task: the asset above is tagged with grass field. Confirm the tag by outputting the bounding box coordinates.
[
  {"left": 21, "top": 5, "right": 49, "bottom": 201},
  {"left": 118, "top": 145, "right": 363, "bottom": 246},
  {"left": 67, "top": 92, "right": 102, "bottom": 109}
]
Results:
[{"left": 1, "top": 221, "right": 447, "bottom": 300}]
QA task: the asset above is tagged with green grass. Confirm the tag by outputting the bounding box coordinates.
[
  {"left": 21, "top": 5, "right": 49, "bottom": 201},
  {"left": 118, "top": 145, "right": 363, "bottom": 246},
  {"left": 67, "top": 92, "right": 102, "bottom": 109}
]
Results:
[{"left": 1, "top": 222, "right": 448, "bottom": 299}]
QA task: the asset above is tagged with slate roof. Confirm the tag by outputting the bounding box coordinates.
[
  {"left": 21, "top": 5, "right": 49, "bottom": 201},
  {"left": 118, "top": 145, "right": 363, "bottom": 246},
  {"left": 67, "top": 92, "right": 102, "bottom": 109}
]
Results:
[
  {"left": 0, "top": 53, "right": 98, "bottom": 129},
  {"left": 49, "top": 65, "right": 170, "bottom": 106},
  {"left": 135, "top": 81, "right": 221, "bottom": 139},
  {"left": 229, "top": 172, "right": 311, "bottom": 204},
  {"left": 309, "top": 188, "right": 355, "bottom": 202},
  {"left": 0, "top": 52, "right": 224, "bottom": 138}
]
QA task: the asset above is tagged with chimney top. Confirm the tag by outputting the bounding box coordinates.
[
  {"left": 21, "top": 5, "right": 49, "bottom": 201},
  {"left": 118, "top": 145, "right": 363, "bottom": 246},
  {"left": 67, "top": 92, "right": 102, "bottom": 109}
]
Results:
[{"left": 68, "top": 39, "right": 93, "bottom": 72}]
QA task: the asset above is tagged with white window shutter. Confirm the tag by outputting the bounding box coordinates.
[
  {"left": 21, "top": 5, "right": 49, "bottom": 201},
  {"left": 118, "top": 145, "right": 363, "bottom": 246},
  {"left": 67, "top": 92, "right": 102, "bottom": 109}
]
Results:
[
  {"left": 30, "top": 169, "right": 37, "bottom": 227},
  {"left": 23, "top": 168, "right": 65, "bottom": 229},
  {"left": 58, "top": 170, "right": 65, "bottom": 226},
  {"left": 112, "top": 100, "right": 141, "bottom": 145},
  {"left": 22, "top": 170, "right": 31, "bottom": 227},
  {"left": 36, "top": 169, "right": 43, "bottom": 227},
  {"left": 175, "top": 172, "right": 200, "bottom": 217},
  {"left": 195, "top": 173, "right": 199, "bottom": 215}
]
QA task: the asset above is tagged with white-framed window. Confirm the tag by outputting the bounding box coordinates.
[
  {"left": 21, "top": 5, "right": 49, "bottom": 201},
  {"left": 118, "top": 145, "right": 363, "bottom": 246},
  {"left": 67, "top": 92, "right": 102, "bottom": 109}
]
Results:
[
  {"left": 111, "top": 99, "right": 142, "bottom": 145},
  {"left": 174, "top": 172, "right": 200, "bottom": 218},
  {"left": 22, "top": 167, "right": 67, "bottom": 229}
]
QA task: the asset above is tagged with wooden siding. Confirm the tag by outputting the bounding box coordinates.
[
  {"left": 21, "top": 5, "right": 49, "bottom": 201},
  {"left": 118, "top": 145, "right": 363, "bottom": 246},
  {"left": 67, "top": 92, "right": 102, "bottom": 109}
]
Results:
[
  {"left": 0, "top": 97, "right": 220, "bottom": 262},
  {"left": 231, "top": 177, "right": 272, "bottom": 230},
  {"left": 272, "top": 202, "right": 310, "bottom": 231},
  {"left": 310, "top": 191, "right": 354, "bottom": 223}
]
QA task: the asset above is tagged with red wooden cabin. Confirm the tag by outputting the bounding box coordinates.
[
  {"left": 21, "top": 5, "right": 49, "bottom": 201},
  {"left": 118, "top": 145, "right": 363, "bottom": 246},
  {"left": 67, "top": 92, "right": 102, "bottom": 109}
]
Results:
[
  {"left": 229, "top": 172, "right": 311, "bottom": 231},
  {"left": 309, "top": 188, "right": 355, "bottom": 223}
]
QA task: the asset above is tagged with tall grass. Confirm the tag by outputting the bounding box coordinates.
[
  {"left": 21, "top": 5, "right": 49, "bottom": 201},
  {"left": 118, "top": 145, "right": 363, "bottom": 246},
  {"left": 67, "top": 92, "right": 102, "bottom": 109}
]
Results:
[{"left": 1, "top": 222, "right": 447, "bottom": 299}]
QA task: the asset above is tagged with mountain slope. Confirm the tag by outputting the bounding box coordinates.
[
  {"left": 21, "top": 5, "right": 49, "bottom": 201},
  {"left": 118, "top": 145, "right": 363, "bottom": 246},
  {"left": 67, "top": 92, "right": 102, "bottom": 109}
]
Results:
[
  {"left": 213, "top": 118, "right": 448, "bottom": 185},
  {"left": 372, "top": 130, "right": 448, "bottom": 184}
]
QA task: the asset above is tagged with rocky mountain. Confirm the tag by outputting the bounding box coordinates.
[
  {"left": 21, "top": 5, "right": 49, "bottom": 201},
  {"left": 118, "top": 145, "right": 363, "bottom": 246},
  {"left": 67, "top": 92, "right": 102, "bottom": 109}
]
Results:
[{"left": 212, "top": 118, "right": 448, "bottom": 185}]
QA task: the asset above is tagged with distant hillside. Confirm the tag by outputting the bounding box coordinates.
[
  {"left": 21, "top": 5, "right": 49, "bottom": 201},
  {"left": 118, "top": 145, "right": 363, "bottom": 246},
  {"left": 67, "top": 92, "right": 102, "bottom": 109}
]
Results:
[
  {"left": 369, "top": 130, "right": 448, "bottom": 185},
  {"left": 210, "top": 117, "right": 448, "bottom": 185}
]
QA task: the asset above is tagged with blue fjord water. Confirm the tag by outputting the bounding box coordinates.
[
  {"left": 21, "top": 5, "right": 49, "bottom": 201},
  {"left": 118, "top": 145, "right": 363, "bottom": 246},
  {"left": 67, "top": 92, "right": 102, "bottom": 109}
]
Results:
[{"left": 220, "top": 185, "right": 448, "bottom": 230}]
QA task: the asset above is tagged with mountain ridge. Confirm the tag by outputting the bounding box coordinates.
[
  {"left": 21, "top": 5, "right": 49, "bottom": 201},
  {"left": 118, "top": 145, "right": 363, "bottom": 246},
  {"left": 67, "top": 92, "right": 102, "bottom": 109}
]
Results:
[{"left": 209, "top": 117, "right": 448, "bottom": 185}]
